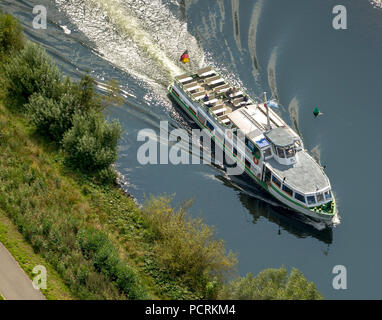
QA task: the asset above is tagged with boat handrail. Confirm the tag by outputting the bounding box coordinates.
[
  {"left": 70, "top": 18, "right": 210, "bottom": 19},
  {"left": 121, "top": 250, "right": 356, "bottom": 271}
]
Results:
[{"left": 240, "top": 107, "right": 265, "bottom": 130}]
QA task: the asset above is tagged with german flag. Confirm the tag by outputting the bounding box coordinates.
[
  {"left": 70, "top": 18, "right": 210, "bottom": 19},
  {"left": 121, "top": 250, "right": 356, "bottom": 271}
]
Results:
[{"left": 179, "top": 50, "right": 189, "bottom": 64}]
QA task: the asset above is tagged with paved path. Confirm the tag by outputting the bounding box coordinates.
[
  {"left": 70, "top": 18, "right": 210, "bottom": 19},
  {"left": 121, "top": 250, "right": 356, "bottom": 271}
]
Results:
[{"left": 0, "top": 242, "right": 45, "bottom": 300}]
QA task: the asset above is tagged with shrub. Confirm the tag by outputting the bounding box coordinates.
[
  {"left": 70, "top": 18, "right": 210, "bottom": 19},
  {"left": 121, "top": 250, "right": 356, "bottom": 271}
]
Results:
[
  {"left": 0, "top": 11, "right": 24, "bottom": 61},
  {"left": 95, "top": 167, "right": 117, "bottom": 185},
  {"left": 62, "top": 110, "right": 121, "bottom": 173},
  {"left": 218, "top": 267, "right": 323, "bottom": 300},
  {"left": 26, "top": 93, "right": 71, "bottom": 141},
  {"left": 78, "top": 228, "right": 147, "bottom": 299},
  {"left": 115, "top": 263, "right": 147, "bottom": 300},
  {"left": 2, "top": 42, "right": 61, "bottom": 108},
  {"left": 142, "top": 195, "right": 237, "bottom": 298}
]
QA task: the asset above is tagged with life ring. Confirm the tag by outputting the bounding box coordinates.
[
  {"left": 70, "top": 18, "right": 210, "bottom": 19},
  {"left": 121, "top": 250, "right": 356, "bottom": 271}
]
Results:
[
  {"left": 226, "top": 131, "right": 233, "bottom": 139},
  {"left": 253, "top": 156, "right": 259, "bottom": 165}
]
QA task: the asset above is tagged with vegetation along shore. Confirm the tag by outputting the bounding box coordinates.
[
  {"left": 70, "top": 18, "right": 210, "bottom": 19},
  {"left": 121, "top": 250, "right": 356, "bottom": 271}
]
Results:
[{"left": 0, "top": 11, "right": 322, "bottom": 300}]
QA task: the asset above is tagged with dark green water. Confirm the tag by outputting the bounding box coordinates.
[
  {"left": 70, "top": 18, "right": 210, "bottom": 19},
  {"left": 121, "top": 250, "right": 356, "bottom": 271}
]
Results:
[{"left": 2, "top": 0, "right": 382, "bottom": 299}]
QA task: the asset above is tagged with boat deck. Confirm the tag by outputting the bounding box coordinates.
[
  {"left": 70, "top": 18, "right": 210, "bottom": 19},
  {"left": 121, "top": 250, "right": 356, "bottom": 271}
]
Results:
[
  {"left": 265, "top": 150, "right": 330, "bottom": 194},
  {"left": 175, "top": 67, "right": 255, "bottom": 127}
]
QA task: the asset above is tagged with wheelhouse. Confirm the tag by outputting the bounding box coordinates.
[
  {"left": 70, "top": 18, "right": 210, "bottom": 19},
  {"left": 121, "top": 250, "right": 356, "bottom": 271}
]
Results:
[{"left": 264, "top": 127, "right": 301, "bottom": 166}]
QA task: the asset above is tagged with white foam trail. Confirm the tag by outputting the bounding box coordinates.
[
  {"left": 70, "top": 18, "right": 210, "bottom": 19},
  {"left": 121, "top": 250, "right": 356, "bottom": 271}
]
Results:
[
  {"left": 288, "top": 96, "right": 300, "bottom": 135},
  {"left": 267, "top": 47, "right": 279, "bottom": 100},
  {"left": 54, "top": 0, "right": 204, "bottom": 89},
  {"left": 60, "top": 25, "right": 71, "bottom": 34},
  {"left": 90, "top": 0, "right": 182, "bottom": 77},
  {"left": 217, "top": 0, "right": 225, "bottom": 32},
  {"left": 310, "top": 145, "right": 321, "bottom": 165},
  {"left": 370, "top": 0, "right": 382, "bottom": 8},
  {"left": 248, "top": 0, "right": 263, "bottom": 79},
  {"left": 231, "top": 0, "right": 242, "bottom": 52}
]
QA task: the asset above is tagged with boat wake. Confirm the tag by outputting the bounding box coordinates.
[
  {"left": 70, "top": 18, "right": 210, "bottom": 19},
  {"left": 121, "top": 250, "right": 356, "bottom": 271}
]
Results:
[
  {"left": 54, "top": 0, "right": 204, "bottom": 90},
  {"left": 370, "top": 0, "right": 382, "bottom": 9}
]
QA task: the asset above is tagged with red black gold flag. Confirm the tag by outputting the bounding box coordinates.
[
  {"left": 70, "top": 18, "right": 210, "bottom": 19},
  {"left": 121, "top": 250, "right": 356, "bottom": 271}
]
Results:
[{"left": 179, "top": 50, "right": 189, "bottom": 63}]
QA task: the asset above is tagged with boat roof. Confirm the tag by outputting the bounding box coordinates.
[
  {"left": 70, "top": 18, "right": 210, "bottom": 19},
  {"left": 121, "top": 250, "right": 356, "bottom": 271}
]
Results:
[
  {"left": 228, "top": 104, "right": 291, "bottom": 149},
  {"left": 264, "top": 127, "right": 299, "bottom": 147},
  {"left": 266, "top": 150, "right": 330, "bottom": 193}
]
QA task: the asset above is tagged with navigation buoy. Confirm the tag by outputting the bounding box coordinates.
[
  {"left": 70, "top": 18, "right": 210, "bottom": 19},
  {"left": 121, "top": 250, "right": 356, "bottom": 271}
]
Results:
[{"left": 313, "top": 107, "right": 321, "bottom": 118}]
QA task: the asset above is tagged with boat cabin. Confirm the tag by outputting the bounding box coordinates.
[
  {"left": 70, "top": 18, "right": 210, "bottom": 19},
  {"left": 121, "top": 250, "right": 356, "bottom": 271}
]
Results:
[{"left": 264, "top": 127, "right": 301, "bottom": 166}]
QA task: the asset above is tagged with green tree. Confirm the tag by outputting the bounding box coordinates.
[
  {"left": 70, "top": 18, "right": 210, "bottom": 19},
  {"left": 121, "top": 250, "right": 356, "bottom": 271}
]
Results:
[
  {"left": 2, "top": 42, "right": 60, "bottom": 108},
  {"left": 0, "top": 11, "right": 24, "bottom": 62},
  {"left": 26, "top": 92, "right": 77, "bottom": 141},
  {"left": 62, "top": 110, "right": 121, "bottom": 173},
  {"left": 219, "top": 266, "right": 323, "bottom": 300},
  {"left": 142, "top": 195, "right": 237, "bottom": 299}
]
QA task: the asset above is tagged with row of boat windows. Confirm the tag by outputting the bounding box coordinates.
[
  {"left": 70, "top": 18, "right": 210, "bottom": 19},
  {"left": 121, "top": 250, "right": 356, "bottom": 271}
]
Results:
[
  {"left": 272, "top": 175, "right": 332, "bottom": 205},
  {"left": 204, "top": 114, "right": 281, "bottom": 163}
]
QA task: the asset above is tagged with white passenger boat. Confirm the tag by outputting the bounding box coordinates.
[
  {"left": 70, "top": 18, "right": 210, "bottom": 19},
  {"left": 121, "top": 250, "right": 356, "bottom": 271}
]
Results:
[{"left": 168, "top": 66, "right": 337, "bottom": 226}]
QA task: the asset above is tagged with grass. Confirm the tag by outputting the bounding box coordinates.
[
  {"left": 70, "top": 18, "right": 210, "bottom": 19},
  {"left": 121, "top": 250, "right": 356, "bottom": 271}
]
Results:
[
  {"left": 0, "top": 101, "right": 208, "bottom": 299},
  {"left": 0, "top": 211, "right": 72, "bottom": 300}
]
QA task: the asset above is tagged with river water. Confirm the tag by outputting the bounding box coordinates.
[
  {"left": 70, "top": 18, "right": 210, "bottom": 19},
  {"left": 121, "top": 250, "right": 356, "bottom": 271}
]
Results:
[{"left": 2, "top": 0, "right": 382, "bottom": 299}]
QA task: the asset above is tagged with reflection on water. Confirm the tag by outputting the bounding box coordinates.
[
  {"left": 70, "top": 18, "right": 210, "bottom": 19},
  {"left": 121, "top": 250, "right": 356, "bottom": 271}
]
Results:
[{"left": 214, "top": 174, "right": 333, "bottom": 245}]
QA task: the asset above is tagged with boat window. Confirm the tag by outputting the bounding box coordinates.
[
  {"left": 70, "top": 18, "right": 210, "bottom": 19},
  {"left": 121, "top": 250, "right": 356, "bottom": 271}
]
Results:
[
  {"left": 307, "top": 195, "right": 316, "bottom": 205},
  {"left": 294, "top": 192, "right": 306, "bottom": 203},
  {"left": 317, "top": 192, "right": 324, "bottom": 202},
  {"left": 206, "top": 121, "right": 214, "bottom": 131},
  {"left": 285, "top": 147, "right": 295, "bottom": 158},
  {"left": 245, "top": 137, "right": 255, "bottom": 152},
  {"left": 282, "top": 184, "right": 293, "bottom": 196},
  {"left": 277, "top": 147, "right": 285, "bottom": 158},
  {"left": 325, "top": 190, "right": 332, "bottom": 200},
  {"left": 233, "top": 147, "right": 237, "bottom": 156},
  {"left": 263, "top": 148, "right": 272, "bottom": 158},
  {"left": 272, "top": 175, "right": 281, "bottom": 188},
  {"left": 245, "top": 158, "right": 251, "bottom": 168}
]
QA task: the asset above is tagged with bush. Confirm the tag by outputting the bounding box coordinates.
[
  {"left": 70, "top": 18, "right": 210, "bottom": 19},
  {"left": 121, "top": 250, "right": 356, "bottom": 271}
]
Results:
[
  {"left": 62, "top": 110, "right": 121, "bottom": 173},
  {"left": 78, "top": 228, "right": 147, "bottom": 299},
  {"left": 95, "top": 167, "right": 117, "bottom": 185},
  {"left": 142, "top": 195, "right": 237, "bottom": 298},
  {"left": 2, "top": 42, "right": 61, "bottom": 108},
  {"left": 0, "top": 11, "right": 24, "bottom": 61},
  {"left": 26, "top": 93, "right": 73, "bottom": 141},
  {"left": 218, "top": 267, "right": 323, "bottom": 300}
]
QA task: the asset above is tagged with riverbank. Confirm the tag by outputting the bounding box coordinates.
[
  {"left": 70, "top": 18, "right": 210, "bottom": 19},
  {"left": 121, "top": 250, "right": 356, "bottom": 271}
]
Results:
[
  {"left": 0, "top": 10, "right": 323, "bottom": 300},
  {"left": 0, "top": 100, "right": 199, "bottom": 299}
]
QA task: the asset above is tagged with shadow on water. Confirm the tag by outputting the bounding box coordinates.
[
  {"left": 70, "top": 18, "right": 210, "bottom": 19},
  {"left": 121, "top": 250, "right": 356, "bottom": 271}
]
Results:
[{"left": 215, "top": 174, "right": 333, "bottom": 245}]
